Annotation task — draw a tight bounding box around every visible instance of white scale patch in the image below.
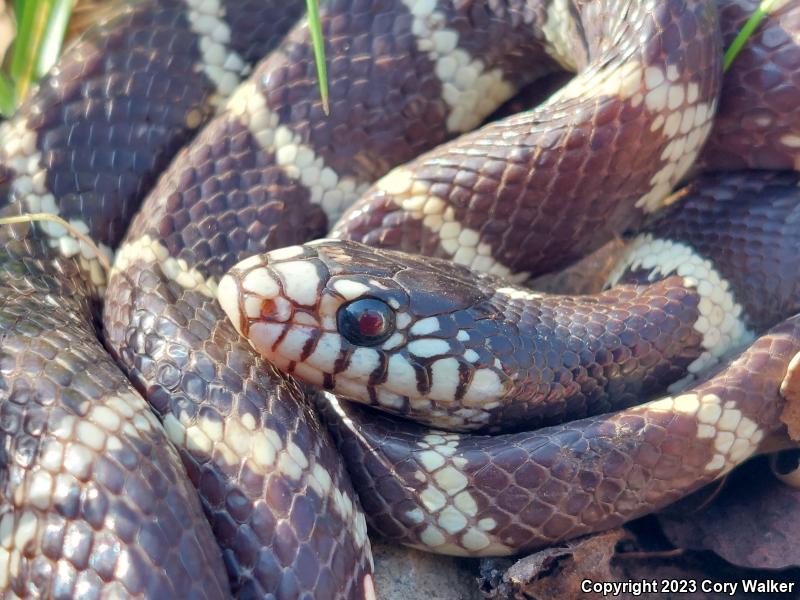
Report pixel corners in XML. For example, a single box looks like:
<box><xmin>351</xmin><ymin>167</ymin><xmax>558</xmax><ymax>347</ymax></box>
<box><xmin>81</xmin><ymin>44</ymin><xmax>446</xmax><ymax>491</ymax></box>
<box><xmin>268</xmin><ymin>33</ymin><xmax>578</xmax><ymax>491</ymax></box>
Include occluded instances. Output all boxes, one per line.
<box><xmin>408</xmin><ymin>338</ymin><xmax>450</xmax><ymax>358</ymax></box>
<box><xmin>183</xmin><ymin>0</ymin><xmax>249</xmax><ymax>101</ymax></box>
<box><xmin>163</xmin><ymin>410</ymin><xmax>293</xmax><ymax>474</ymax></box>
<box><xmin>113</xmin><ymin>234</ymin><xmax>218</xmax><ymax>297</ymax></box>
<box><xmin>371</xmin><ymin>347</ymin><xmax>501</xmax><ymax>424</ymax></box>
<box><xmin>608</xmin><ymin>234</ymin><xmax>754</xmax><ymax>386</ymax></box>
<box><xmin>0</xmin><ymin>119</ymin><xmax>112</xmax><ymax>290</ymax></box>
<box><xmin>544</xmin><ymin>58</ymin><xmax>716</xmax><ymax>215</ymax></box>
<box><xmin>541</xmin><ymin>0</ymin><xmax>578</xmax><ymax>70</ymax></box>
<box><xmin>242</xmin><ymin>267</ymin><xmax>280</xmax><ymax>297</ymax></box>
<box><xmin>402</xmin><ymin>432</ymin><xmax>512</xmax><ymax>555</ymax></box>
<box><xmin>394</xmin><ymin>313</ymin><xmax>412</xmax><ymax>331</ymax></box>
<box><xmin>241</xmin><ymin>285</ymin><xmax>293</xmax><ymax>324</ymax></box>
<box><xmin>376</xmin><ymin>168</ymin><xmax>530</xmax><ymax>281</ymax></box>
<box><xmin>0</xmin><ymin>509</ymin><xmax>37</xmax><ymax>588</ymax></box>
<box><xmin>547</xmin><ymin>60</ymin><xmax>644</xmax><ymax>105</ymax></box>
<box><xmin>296</xmin><ymin>322</ymin><xmax>424</xmax><ymax>411</ymax></box>
<box><xmin>164</xmin><ymin>399</ymin><xmax>370</xmax><ymax>559</ymax></box>
<box><xmin>402</xmin><ymin>0</ymin><xmax>515</xmax><ymax>132</ymax></box>
<box><xmin>333</xmin><ymin>279</ymin><xmax>371</xmax><ymax>300</ymax></box>
<box><xmin>272</xmin><ymin>260</ymin><xmax>321</xmax><ymax>306</ymax></box>
<box><xmin>405</xmin><ymin>508</ymin><xmax>425</xmax><ymax>523</ymax></box>
<box><xmin>636</xmin><ymin>66</ymin><xmax>716</xmax><ymax>213</ymax></box>
<box><xmin>343</xmin><ymin>346</ymin><xmax>382</xmax><ymax>381</ymax></box>
<box><xmin>278</xmin><ymin>441</ymin><xmax>310</xmax><ymax>480</ymax></box>
<box><xmin>429</xmin><ymin>358</ymin><xmax>461</xmax><ymax>403</ymax></box>
<box><xmin>385</xmin><ymin>354</ymin><xmax>420</xmax><ymax>398</ymax></box>
<box><xmin>331</xmin><ymin>486</ymin><xmax>356</xmax><ymax>522</ymax></box>
<box><xmin>0</xmin><ymin>387</ymin><xmax>162</xmax><ymax>589</ymax></box>
<box><xmin>647</xmin><ymin>392</ymin><xmax>763</xmax><ymax>472</ymax></box>
<box><xmin>226</xmin><ymin>81</ymin><xmax>369</xmax><ymax>222</ymax></box>
<box><xmin>219</xmin><ymin>257</ymin><xmax>286</xmax><ymax>336</ymax></box>
<box><xmin>780</xmin><ymin>134</ymin><xmax>800</xmax><ymax>170</ymax></box>
<box><xmin>462</xmin><ymin>369</ymin><xmax>504</xmax><ymax>408</ymax></box>
<box><xmin>309</xmin><ymin>463</ymin><xmax>333</xmax><ymax>497</ymax></box>
<box><xmin>304</xmin><ymin>333</ymin><xmax>343</xmax><ymax>375</ymax></box>
<box><xmin>496</xmin><ymin>286</ymin><xmax>544</xmax><ymax>301</ymax></box>
<box><xmin>266</xmin><ymin>245</ymin><xmax>305</xmax><ymax>261</ymax></box>
<box><xmin>438</xmin><ymin>505</ymin><xmax>467</xmax><ymax>533</ymax></box>
<box><xmin>163</xmin><ymin>407</ymin><xmax>349</xmax><ymax>525</ymax></box>
<box><xmin>409</xmin><ymin>316</ymin><xmax>441</xmax><ymax>336</ymax></box>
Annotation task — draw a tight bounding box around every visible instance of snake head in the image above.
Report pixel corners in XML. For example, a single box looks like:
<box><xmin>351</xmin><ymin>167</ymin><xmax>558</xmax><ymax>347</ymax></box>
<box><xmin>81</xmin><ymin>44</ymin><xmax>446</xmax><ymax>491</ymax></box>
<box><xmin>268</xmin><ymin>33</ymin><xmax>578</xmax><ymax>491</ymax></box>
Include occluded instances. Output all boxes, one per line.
<box><xmin>218</xmin><ymin>239</ymin><xmax>512</xmax><ymax>427</ymax></box>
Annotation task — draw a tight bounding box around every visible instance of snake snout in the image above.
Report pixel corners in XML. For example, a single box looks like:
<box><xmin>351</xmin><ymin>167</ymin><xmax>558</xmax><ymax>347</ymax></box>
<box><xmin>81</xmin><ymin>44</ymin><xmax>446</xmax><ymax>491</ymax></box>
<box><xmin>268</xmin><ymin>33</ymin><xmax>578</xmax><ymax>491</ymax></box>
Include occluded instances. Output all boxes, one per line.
<box><xmin>217</xmin><ymin>252</ymin><xmax>292</xmax><ymax>336</ymax></box>
<box><xmin>218</xmin><ymin>247</ymin><xmax>339</xmax><ymax>377</ymax></box>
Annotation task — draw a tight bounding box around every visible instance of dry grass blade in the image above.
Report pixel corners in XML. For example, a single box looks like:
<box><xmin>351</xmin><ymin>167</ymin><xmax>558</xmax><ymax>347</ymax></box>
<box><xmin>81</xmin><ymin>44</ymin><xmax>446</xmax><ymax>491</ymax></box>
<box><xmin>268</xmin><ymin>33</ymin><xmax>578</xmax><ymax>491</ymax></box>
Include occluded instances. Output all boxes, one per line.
<box><xmin>0</xmin><ymin>213</ymin><xmax>111</xmax><ymax>272</ymax></box>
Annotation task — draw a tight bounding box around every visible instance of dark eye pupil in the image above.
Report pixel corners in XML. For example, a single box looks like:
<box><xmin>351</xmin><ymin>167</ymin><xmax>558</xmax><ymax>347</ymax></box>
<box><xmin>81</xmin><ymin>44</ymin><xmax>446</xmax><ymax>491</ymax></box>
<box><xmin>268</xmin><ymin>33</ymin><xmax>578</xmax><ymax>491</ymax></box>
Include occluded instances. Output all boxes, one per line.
<box><xmin>357</xmin><ymin>311</ymin><xmax>385</xmax><ymax>336</ymax></box>
<box><xmin>338</xmin><ymin>298</ymin><xmax>395</xmax><ymax>346</ymax></box>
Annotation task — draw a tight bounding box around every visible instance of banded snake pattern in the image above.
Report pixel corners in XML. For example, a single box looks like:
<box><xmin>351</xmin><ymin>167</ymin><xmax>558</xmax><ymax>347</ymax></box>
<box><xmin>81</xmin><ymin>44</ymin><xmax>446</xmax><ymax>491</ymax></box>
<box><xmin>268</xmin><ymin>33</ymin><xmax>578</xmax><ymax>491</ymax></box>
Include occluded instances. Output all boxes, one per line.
<box><xmin>0</xmin><ymin>0</ymin><xmax>799</xmax><ymax>598</ymax></box>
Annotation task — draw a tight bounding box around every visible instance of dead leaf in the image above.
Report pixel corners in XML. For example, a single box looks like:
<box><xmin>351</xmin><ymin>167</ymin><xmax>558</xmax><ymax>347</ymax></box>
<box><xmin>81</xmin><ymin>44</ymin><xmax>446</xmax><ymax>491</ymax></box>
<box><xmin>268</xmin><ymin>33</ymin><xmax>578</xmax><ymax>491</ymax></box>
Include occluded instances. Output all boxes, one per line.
<box><xmin>479</xmin><ymin>530</ymin><xmax>627</xmax><ymax>600</ymax></box>
<box><xmin>659</xmin><ymin>457</ymin><xmax>800</xmax><ymax>569</ymax></box>
<box><xmin>780</xmin><ymin>352</ymin><xmax>800</xmax><ymax>440</ymax></box>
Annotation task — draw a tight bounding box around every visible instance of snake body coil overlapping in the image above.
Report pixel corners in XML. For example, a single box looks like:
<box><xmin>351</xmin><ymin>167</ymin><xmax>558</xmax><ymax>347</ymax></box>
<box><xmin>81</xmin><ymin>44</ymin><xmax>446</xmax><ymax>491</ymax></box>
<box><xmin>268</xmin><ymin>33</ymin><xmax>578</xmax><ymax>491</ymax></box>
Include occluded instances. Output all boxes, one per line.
<box><xmin>0</xmin><ymin>0</ymin><xmax>799</xmax><ymax>598</ymax></box>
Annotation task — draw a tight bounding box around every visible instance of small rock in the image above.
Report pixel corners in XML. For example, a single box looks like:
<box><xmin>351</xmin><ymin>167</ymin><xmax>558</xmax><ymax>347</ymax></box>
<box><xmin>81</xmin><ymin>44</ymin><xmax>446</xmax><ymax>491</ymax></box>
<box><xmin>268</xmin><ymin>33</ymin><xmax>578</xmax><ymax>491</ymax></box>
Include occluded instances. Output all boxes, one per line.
<box><xmin>372</xmin><ymin>538</ymin><xmax>483</xmax><ymax>600</ymax></box>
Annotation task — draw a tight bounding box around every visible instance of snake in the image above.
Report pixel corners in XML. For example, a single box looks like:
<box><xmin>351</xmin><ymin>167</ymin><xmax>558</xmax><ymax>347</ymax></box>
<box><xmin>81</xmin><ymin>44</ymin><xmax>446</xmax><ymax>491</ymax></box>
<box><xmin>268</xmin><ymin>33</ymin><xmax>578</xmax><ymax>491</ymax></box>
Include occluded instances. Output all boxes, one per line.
<box><xmin>0</xmin><ymin>0</ymin><xmax>799</xmax><ymax>598</ymax></box>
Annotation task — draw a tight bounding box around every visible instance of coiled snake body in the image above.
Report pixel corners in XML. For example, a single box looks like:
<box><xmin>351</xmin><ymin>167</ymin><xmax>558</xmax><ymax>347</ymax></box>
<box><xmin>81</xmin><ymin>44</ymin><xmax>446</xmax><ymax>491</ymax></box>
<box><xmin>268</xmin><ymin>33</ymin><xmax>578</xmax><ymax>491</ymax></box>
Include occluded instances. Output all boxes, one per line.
<box><xmin>0</xmin><ymin>0</ymin><xmax>799</xmax><ymax>598</ymax></box>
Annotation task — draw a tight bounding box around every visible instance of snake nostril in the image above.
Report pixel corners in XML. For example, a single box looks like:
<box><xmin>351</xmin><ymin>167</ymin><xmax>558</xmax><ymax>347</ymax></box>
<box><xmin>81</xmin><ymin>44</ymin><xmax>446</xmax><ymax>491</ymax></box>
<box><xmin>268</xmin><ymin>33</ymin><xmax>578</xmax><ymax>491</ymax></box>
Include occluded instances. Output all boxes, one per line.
<box><xmin>260</xmin><ymin>298</ymin><xmax>278</xmax><ymax>319</ymax></box>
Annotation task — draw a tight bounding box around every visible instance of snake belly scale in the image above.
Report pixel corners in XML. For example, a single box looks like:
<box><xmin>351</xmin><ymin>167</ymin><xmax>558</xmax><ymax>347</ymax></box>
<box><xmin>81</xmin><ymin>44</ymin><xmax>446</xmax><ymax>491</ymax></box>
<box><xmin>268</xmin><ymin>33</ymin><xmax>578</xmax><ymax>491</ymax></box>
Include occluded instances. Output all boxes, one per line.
<box><xmin>0</xmin><ymin>0</ymin><xmax>799</xmax><ymax>598</ymax></box>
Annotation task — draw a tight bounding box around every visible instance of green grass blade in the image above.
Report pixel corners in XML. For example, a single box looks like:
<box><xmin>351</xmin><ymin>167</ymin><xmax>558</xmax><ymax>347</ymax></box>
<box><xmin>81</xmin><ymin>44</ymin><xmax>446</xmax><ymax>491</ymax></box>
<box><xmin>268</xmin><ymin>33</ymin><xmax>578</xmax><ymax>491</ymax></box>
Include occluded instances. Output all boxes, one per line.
<box><xmin>36</xmin><ymin>0</ymin><xmax>74</xmax><ymax>78</ymax></box>
<box><xmin>12</xmin><ymin>0</ymin><xmax>32</xmax><ymax>29</ymax></box>
<box><xmin>9</xmin><ymin>0</ymin><xmax>74</xmax><ymax>104</ymax></box>
<box><xmin>723</xmin><ymin>0</ymin><xmax>776</xmax><ymax>72</ymax></box>
<box><xmin>12</xmin><ymin>0</ymin><xmax>51</xmax><ymax>100</ymax></box>
<box><xmin>0</xmin><ymin>71</ymin><xmax>15</xmax><ymax>117</ymax></box>
<box><xmin>306</xmin><ymin>0</ymin><xmax>329</xmax><ymax>115</ymax></box>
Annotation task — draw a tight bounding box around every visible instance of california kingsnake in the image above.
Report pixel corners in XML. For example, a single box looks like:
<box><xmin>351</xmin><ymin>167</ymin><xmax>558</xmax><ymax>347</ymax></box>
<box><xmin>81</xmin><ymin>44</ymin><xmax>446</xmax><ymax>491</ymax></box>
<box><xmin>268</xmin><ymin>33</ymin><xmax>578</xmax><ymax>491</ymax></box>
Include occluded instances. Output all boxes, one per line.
<box><xmin>0</xmin><ymin>0</ymin><xmax>798</xmax><ymax>598</ymax></box>
<box><xmin>218</xmin><ymin>171</ymin><xmax>800</xmax><ymax>556</ymax></box>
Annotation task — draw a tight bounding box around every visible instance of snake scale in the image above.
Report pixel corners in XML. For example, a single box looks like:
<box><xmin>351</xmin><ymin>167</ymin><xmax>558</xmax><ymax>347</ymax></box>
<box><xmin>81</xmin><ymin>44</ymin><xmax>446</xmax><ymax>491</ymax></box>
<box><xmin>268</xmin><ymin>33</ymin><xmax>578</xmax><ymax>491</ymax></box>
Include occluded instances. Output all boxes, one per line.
<box><xmin>0</xmin><ymin>0</ymin><xmax>799</xmax><ymax>598</ymax></box>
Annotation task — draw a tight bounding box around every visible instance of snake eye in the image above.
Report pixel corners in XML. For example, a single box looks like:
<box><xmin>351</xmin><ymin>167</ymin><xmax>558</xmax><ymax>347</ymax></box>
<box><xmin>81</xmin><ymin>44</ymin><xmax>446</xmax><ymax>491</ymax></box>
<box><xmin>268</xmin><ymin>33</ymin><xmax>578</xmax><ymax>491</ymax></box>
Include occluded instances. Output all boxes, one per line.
<box><xmin>337</xmin><ymin>298</ymin><xmax>395</xmax><ymax>346</ymax></box>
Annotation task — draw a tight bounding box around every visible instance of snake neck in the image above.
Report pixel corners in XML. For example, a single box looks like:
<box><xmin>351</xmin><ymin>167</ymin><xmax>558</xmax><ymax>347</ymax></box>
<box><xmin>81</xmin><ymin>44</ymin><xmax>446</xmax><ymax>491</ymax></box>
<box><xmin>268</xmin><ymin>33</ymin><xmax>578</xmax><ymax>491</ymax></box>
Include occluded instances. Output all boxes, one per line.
<box><xmin>410</xmin><ymin>274</ymin><xmax>703</xmax><ymax>431</ymax></box>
